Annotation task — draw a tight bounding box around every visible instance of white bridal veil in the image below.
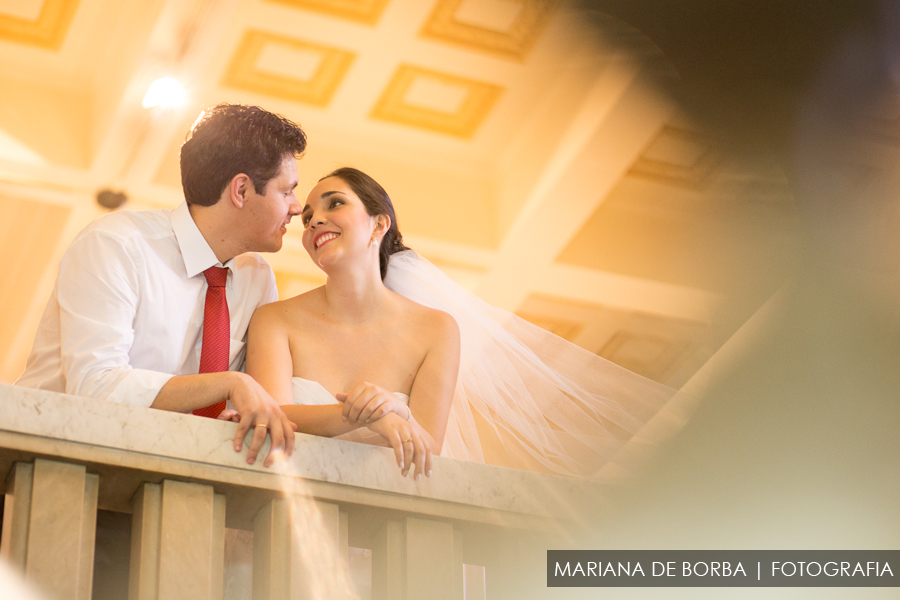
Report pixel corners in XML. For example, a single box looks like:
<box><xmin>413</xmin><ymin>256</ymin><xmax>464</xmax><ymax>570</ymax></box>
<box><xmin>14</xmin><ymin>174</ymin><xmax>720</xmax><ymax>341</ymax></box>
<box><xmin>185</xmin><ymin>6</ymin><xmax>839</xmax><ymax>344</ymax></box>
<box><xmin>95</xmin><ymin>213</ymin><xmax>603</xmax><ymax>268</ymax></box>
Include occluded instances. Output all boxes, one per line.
<box><xmin>384</xmin><ymin>250</ymin><xmax>679</xmax><ymax>480</ymax></box>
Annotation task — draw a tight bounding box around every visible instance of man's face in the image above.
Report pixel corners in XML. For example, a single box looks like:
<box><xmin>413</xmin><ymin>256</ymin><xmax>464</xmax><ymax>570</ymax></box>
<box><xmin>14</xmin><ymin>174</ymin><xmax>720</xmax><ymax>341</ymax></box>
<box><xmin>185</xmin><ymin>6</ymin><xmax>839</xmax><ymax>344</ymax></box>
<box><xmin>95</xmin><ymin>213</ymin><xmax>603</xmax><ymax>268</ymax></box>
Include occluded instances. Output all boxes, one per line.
<box><xmin>244</xmin><ymin>154</ymin><xmax>300</xmax><ymax>252</ymax></box>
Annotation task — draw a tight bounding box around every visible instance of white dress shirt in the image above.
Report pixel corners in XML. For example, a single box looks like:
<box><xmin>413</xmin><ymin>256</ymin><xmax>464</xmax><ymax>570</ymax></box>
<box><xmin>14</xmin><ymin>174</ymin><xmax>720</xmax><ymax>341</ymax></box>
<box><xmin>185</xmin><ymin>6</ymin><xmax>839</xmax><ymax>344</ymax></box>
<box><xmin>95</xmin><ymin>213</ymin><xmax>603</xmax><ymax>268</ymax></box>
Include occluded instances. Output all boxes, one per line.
<box><xmin>16</xmin><ymin>202</ymin><xmax>278</xmax><ymax>408</ymax></box>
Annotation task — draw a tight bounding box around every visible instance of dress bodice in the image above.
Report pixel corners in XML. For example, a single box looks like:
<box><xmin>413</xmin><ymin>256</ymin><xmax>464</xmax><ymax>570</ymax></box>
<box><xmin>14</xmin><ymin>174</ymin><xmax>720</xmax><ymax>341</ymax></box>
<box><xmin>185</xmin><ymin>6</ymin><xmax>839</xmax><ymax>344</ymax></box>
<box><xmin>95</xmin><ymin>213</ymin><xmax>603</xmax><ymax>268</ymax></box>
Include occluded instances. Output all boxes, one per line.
<box><xmin>291</xmin><ymin>377</ymin><xmax>409</xmax><ymax>406</ymax></box>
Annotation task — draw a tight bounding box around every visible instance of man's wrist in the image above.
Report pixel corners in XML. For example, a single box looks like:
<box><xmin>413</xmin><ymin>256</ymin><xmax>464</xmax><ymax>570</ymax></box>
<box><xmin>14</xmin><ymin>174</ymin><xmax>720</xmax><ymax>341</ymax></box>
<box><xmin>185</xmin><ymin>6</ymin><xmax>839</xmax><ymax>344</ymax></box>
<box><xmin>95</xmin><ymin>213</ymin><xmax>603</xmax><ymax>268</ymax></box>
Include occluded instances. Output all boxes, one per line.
<box><xmin>153</xmin><ymin>371</ymin><xmax>243</xmax><ymax>412</ymax></box>
<box><xmin>223</xmin><ymin>369</ymin><xmax>247</xmax><ymax>385</ymax></box>
<box><xmin>221</xmin><ymin>370</ymin><xmax>252</xmax><ymax>399</ymax></box>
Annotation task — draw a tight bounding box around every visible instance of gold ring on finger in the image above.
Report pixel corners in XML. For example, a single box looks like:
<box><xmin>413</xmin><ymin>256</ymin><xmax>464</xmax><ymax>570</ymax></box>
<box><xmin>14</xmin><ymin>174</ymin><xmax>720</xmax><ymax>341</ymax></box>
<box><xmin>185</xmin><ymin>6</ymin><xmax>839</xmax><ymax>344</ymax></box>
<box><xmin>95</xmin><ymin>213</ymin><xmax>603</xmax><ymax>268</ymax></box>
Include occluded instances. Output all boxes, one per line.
<box><xmin>255</xmin><ymin>424</ymin><xmax>267</xmax><ymax>429</ymax></box>
<box><xmin>403</xmin><ymin>437</ymin><xmax>412</xmax><ymax>443</ymax></box>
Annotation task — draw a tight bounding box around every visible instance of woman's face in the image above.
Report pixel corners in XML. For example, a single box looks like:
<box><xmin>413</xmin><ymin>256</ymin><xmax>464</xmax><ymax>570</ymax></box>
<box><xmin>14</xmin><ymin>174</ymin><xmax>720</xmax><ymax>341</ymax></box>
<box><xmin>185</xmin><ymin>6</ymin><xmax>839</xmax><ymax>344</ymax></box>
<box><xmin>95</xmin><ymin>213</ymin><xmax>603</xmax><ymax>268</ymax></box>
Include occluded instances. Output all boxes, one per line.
<box><xmin>301</xmin><ymin>176</ymin><xmax>380</xmax><ymax>271</ymax></box>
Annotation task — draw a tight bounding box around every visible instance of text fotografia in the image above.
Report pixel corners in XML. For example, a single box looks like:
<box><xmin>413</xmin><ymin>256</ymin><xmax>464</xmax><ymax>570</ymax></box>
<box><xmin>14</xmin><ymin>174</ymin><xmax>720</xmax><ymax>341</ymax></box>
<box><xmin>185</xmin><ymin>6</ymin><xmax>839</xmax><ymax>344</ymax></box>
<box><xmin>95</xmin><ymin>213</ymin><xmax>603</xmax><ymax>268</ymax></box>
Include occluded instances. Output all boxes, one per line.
<box><xmin>547</xmin><ymin>550</ymin><xmax>899</xmax><ymax>588</ymax></box>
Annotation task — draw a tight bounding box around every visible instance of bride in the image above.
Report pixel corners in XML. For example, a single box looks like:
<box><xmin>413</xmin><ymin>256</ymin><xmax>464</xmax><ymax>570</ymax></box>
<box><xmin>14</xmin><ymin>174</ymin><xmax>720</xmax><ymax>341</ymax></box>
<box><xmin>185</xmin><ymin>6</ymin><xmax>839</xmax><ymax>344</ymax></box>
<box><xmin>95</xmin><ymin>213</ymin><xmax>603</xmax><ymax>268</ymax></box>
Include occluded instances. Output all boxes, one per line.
<box><xmin>245</xmin><ymin>168</ymin><xmax>459</xmax><ymax>481</ymax></box>
<box><xmin>243</xmin><ymin>167</ymin><xmax>677</xmax><ymax>481</ymax></box>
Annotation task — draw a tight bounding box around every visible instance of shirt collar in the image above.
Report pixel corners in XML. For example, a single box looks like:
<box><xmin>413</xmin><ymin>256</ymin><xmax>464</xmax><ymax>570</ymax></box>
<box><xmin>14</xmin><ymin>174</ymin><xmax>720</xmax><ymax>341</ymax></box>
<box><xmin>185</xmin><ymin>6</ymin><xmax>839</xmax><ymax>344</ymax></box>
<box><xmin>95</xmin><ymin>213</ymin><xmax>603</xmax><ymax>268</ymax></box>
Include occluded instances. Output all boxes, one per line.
<box><xmin>171</xmin><ymin>201</ymin><xmax>234</xmax><ymax>279</ymax></box>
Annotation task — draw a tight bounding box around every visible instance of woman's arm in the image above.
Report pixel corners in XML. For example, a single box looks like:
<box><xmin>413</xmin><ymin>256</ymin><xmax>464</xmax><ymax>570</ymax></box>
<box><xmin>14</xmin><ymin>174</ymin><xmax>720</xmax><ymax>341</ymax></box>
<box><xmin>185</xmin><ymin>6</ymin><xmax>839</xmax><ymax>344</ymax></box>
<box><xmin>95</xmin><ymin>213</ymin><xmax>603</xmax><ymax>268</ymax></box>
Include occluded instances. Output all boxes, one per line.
<box><xmin>404</xmin><ymin>310</ymin><xmax>461</xmax><ymax>452</ymax></box>
<box><xmin>364</xmin><ymin>312</ymin><xmax>459</xmax><ymax>479</ymax></box>
<box><xmin>245</xmin><ymin>304</ymin><xmax>295</xmax><ymax>404</ymax></box>
<box><xmin>246</xmin><ymin>304</ymin><xmax>364</xmax><ymax>437</ymax></box>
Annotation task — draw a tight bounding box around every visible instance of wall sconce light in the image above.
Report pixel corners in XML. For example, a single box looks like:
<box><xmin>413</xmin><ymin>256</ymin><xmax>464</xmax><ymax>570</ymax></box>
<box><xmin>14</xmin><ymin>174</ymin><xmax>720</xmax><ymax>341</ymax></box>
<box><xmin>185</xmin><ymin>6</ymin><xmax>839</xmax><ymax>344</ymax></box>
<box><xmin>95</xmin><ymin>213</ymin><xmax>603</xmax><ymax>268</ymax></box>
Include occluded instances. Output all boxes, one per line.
<box><xmin>141</xmin><ymin>77</ymin><xmax>186</xmax><ymax>109</ymax></box>
<box><xmin>96</xmin><ymin>189</ymin><xmax>128</xmax><ymax>210</ymax></box>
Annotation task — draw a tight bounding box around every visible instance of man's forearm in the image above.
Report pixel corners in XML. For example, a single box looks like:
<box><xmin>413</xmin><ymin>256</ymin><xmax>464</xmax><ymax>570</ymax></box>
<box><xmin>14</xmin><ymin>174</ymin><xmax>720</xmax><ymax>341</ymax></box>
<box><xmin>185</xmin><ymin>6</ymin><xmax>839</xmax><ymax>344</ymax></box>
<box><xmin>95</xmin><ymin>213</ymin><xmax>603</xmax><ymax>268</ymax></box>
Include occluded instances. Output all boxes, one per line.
<box><xmin>151</xmin><ymin>371</ymin><xmax>244</xmax><ymax>413</ymax></box>
<box><xmin>152</xmin><ymin>370</ymin><xmax>297</xmax><ymax>467</ymax></box>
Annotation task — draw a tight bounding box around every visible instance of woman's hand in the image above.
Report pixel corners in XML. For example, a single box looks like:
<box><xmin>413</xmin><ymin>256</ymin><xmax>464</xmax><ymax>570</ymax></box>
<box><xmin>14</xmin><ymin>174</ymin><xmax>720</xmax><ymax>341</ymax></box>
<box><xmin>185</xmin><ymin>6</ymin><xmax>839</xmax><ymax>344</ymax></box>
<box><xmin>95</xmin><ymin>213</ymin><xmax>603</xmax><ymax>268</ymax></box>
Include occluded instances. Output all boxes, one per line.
<box><xmin>366</xmin><ymin>413</ymin><xmax>434</xmax><ymax>480</ymax></box>
<box><xmin>336</xmin><ymin>382</ymin><xmax>411</xmax><ymax>424</ymax></box>
<box><xmin>217</xmin><ymin>408</ymin><xmax>241</xmax><ymax>422</ymax></box>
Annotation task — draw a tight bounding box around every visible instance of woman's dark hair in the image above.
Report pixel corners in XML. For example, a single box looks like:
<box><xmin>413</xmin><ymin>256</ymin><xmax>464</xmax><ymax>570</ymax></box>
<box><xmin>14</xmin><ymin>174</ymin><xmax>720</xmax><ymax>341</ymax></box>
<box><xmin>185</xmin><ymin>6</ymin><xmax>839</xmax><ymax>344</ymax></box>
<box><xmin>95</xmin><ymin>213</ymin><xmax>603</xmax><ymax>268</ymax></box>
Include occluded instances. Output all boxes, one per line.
<box><xmin>180</xmin><ymin>103</ymin><xmax>307</xmax><ymax>206</ymax></box>
<box><xmin>320</xmin><ymin>167</ymin><xmax>409</xmax><ymax>280</ymax></box>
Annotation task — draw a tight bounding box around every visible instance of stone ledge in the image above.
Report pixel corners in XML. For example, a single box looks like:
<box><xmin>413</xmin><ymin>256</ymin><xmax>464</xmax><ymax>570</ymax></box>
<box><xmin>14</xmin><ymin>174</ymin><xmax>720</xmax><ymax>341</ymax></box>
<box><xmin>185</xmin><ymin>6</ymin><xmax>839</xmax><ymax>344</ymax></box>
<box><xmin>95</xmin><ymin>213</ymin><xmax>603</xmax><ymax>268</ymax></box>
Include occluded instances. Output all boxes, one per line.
<box><xmin>0</xmin><ymin>384</ymin><xmax>606</xmax><ymax>530</ymax></box>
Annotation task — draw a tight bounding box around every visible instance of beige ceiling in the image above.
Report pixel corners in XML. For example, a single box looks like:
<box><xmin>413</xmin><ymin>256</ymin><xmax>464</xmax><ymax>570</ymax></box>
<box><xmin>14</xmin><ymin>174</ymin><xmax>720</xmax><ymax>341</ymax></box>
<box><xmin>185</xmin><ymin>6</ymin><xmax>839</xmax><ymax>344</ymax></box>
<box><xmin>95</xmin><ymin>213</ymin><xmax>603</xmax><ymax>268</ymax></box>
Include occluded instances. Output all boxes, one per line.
<box><xmin>0</xmin><ymin>0</ymin><xmax>796</xmax><ymax>388</ymax></box>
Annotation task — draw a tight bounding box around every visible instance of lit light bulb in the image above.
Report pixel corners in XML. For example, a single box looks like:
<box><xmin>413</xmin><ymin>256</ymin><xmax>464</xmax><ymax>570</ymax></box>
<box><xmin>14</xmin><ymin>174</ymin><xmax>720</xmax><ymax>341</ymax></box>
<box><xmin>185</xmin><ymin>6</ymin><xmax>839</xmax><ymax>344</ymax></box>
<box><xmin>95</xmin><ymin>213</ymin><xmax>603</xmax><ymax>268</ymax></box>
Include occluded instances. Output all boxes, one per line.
<box><xmin>142</xmin><ymin>77</ymin><xmax>186</xmax><ymax>109</ymax></box>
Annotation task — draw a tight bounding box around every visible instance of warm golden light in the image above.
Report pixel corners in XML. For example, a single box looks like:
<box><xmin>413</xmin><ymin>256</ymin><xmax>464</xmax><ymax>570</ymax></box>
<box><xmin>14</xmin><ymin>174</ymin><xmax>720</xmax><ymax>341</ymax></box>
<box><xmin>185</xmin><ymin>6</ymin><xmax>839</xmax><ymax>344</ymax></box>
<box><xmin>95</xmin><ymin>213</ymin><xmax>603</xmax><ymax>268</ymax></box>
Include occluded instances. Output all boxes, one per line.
<box><xmin>141</xmin><ymin>77</ymin><xmax>185</xmax><ymax>109</ymax></box>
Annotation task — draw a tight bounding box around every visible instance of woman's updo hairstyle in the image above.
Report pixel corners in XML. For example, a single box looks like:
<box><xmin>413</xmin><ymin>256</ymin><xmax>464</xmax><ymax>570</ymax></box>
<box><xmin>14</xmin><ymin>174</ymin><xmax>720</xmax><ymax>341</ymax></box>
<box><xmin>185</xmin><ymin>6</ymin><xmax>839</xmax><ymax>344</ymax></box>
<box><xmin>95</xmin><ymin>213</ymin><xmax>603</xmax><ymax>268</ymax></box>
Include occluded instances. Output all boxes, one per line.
<box><xmin>320</xmin><ymin>167</ymin><xmax>410</xmax><ymax>280</ymax></box>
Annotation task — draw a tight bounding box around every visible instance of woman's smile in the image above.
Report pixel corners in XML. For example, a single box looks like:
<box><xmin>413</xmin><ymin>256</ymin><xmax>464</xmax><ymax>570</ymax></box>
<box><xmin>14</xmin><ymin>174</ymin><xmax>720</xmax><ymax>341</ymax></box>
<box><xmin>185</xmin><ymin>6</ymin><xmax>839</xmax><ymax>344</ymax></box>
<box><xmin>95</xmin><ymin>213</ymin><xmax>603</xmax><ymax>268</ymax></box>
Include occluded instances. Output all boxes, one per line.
<box><xmin>314</xmin><ymin>231</ymin><xmax>340</xmax><ymax>250</ymax></box>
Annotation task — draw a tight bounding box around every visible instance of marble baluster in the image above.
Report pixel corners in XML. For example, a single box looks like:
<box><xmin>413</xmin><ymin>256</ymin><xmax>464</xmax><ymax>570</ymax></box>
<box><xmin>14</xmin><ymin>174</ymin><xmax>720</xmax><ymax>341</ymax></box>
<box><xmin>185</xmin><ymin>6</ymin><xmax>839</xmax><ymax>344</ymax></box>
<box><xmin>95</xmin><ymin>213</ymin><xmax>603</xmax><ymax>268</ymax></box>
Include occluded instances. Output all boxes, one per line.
<box><xmin>0</xmin><ymin>459</ymin><xmax>98</xmax><ymax>600</ymax></box>
<box><xmin>252</xmin><ymin>497</ymin><xmax>290</xmax><ymax>600</ymax></box>
<box><xmin>129</xmin><ymin>480</ymin><xmax>225</xmax><ymax>600</ymax></box>
<box><xmin>372</xmin><ymin>516</ymin><xmax>463</xmax><ymax>600</ymax></box>
<box><xmin>372</xmin><ymin>519</ymin><xmax>405</xmax><ymax>600</ymax></box>
<box><xmin>453</xmin><ymin>528</ymin><xmax>465</xmax><ymax>600</ymax></box>
<box><xmin>463</xmin><ymin>564</ymin><xmax>487</xmax><ymax>600</ymax></box>
<box><xmin>339</xmin><ymin>509</ymin><xmax>349</xmax><ymax>563</ymax></box>
<box><xmin>482</xmin><ymin>531</ymin><xmax>546</xmax><ymax>600</ymax></box>
<box><xmin>0</xmin><ymin>462</ymin><xmax>30</xmax><ymax>570</ymax></box>
<box><xmin>252</xmin><ymin>497</ymin><xmax>343</xmax><ymax>600</ymax></box>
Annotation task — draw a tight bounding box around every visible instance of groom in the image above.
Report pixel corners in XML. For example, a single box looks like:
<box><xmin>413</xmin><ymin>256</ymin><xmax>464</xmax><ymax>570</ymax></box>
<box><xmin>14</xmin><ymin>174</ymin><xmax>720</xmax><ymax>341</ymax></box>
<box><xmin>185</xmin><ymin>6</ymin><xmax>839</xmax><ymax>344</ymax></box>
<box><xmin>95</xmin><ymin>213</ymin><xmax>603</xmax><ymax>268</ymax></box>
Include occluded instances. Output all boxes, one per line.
<box><xmin>16</xmin><ymin>103</ymin><xmax>304</xmax><ymax>467</ymax></box>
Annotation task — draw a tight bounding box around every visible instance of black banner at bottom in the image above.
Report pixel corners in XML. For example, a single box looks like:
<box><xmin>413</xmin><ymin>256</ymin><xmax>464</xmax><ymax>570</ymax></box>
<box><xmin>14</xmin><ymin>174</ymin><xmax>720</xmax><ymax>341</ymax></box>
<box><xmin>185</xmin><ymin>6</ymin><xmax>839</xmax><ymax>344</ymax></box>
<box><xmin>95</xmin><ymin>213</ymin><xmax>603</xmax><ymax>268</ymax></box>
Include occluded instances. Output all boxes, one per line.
<box><xmin>547</xmin><ymin>550</ymin><xmax>899</xmax><ymax>587</ymax></box>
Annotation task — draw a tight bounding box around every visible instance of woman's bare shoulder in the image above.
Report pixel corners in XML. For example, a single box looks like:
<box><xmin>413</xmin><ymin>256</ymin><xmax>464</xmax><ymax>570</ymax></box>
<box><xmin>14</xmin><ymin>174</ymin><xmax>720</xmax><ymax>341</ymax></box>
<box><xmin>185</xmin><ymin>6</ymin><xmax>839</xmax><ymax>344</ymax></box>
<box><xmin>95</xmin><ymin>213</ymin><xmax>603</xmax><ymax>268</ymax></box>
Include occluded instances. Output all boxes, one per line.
<box><xmin>396</xmin><ymin>296</ymin><xmax>459</xmax><ymax>342</ymax></box>
<box><xmin>253</xmin><ymin>287</ymin><xmax>324</xmax><ymax>325</ymax></box>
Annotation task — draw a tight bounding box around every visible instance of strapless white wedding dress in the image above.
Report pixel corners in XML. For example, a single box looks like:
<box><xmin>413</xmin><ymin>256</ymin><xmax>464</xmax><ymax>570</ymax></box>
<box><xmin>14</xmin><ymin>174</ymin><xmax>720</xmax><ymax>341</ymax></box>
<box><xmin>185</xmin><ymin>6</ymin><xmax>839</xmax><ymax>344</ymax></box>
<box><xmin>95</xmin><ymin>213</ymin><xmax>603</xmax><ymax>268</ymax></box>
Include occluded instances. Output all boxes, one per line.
<box><xmin>291</xmin><ymin>377</ymin><xmax>409</xmax><ymax>447</ymax></box>
<box><xmin>280</xmin><ymin>251</ymin><xmax>683</xmax><ymax>480</ymax></box>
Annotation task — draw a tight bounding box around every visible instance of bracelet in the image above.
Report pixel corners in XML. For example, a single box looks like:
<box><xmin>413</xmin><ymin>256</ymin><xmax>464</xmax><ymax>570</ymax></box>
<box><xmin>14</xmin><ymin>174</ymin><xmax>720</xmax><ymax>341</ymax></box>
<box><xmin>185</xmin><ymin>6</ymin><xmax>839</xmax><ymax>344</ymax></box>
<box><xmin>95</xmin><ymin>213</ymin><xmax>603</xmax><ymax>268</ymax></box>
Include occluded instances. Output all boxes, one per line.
<box><xmin>405</xmin><ymin>405</ymin><xmax>412</xmax><ymax>422</ymax></box>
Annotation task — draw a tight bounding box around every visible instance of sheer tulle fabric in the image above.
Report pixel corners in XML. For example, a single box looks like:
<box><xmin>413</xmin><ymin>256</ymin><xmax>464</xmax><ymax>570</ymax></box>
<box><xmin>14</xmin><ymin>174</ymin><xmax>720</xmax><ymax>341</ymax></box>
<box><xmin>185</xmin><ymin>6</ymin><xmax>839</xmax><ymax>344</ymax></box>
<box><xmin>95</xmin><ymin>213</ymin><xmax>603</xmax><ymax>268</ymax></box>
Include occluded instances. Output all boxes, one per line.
<box><xmin>384</xmin><ymin>250</ymin><xmax>677</xmax><ymax>480</ymax></box>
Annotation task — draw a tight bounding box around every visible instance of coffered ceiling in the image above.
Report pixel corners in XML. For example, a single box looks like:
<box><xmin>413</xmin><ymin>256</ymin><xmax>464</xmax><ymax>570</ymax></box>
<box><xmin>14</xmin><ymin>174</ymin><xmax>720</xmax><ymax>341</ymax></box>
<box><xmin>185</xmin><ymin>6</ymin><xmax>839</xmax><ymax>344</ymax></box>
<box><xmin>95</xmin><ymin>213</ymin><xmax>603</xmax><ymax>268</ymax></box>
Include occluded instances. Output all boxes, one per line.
<box><xmin>0</xmin><ymin>0</ymin><xmax>800</xmax><ymax>395</ymax></box>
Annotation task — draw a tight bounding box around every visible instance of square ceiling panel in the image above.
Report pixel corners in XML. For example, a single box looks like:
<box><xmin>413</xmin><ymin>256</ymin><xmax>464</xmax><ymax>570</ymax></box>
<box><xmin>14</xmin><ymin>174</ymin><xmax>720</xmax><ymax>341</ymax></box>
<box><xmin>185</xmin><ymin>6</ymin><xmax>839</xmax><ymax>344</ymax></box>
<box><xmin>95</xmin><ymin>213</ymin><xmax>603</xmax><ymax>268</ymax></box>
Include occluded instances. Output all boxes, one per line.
<box><xmin>515</xmin><ymin>293</ymin><xmax>712</xmax><ymax>387</ymax></box>
<box><xmin>420</xmin><ymin>0</ymin><xmax>557</xmax><ymax>61</ymax></box>
<box><xmin>370</xmin><ymin>64</ymin><xmax>502</xmax><ymax>138</ymax></box>
<box><xmin>0</xmin><ymin>0</ymin><xmax>79</xmax><ymax>49</ymax></box>
<box><xmin>265</xmin><ymin>0</ymin><xmax>391</xmax><ymax>24</ymax></box>
<box><xmin>514</xmin><ymin>312</ymin><xmax>583</xmax><ymax>342</ymax></box>
<box><xmin>627</xmin><ymin>125</ymin><xmax>719</xmax><ymax>190</ymax></box>
<box><xmin>597</xmin><ymin>331</ymin><xmax>692</xmax><ymax>384</ymax></box>
<box><xmin>221</xmin><ymin>30</ymin><xmax>355</xmax><ymax>107</ymax></box>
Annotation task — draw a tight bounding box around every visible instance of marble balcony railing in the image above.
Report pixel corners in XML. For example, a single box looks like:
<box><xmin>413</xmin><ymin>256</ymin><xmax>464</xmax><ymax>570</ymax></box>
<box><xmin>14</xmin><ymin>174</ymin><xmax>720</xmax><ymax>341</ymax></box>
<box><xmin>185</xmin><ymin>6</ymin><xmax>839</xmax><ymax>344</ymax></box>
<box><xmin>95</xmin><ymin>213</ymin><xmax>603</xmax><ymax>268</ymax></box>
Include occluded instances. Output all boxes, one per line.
<box><xmin>0</xmin><ymin>384</ymin><xmax>605</xmax><ymax>600</ymax></box>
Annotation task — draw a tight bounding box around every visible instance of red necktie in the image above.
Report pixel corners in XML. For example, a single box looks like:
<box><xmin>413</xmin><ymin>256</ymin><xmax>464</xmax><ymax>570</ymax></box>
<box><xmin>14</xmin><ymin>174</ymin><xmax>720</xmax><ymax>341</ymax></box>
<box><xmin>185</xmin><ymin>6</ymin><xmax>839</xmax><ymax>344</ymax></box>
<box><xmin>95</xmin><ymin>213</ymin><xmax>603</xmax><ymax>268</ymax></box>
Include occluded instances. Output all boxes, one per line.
<box><xmin>193</xmin><ymin>266</ymin><xmax>230</xmax><ymax>418</ymax></box>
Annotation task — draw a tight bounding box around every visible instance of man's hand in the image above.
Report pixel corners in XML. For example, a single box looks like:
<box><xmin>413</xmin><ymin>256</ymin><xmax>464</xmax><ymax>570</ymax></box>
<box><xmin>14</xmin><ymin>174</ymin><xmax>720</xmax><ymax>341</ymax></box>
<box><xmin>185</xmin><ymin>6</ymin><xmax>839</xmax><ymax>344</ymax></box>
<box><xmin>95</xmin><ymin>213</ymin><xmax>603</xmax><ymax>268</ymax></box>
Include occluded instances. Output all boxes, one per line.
<box><xmin>227</xmin><ymin>373</ymin><xmax>296</xmax><ymax>467</ymax></box>
<box><xmin>153</xmin><ymin>372</ymin><xmax>296</xmax><ymax>468</ymax></box>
